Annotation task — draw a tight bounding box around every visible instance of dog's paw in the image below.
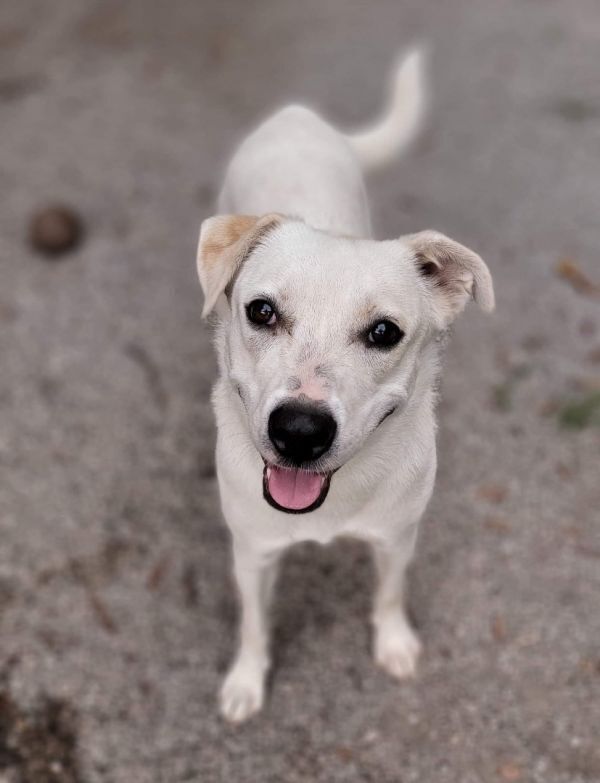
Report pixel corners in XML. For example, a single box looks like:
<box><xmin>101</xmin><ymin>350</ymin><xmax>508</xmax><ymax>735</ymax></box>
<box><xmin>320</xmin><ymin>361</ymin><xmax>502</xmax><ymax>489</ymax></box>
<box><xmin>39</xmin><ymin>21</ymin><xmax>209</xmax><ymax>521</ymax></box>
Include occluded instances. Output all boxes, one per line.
<box><xmin>374</xmin><ymin>617</ymin><xmax>421</xmax><ymax>680</ymax></box>
<box><xmin>220</xmin><ymin>662</ymin><xmax>265</xmax><ymax>724</ymax></box>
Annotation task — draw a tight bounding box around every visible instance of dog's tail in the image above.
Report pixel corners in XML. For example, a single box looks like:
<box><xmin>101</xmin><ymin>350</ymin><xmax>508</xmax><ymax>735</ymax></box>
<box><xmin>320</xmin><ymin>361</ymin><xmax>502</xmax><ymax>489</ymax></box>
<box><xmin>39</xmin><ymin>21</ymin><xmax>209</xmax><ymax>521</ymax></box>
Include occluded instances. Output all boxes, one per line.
<box><xmin>344</xmin><ymin>46</ymin><xmax>428</xmax><ymax>173</ymax></box>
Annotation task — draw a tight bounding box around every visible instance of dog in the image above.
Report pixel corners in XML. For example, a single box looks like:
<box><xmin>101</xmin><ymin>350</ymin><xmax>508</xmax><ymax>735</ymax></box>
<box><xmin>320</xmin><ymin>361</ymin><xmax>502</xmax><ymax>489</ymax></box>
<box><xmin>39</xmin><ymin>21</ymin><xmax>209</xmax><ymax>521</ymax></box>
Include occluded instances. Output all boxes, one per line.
<box><xmin>196</xmin><ymin>47</ymin><xmax>494</xmax><ymax>723</ymax></box>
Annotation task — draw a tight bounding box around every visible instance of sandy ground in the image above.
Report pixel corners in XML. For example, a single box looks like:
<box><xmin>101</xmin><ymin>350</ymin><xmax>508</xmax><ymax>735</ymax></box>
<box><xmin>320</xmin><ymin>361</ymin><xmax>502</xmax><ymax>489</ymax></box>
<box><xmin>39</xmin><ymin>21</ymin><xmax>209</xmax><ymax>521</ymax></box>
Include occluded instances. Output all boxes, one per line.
<box><xmin>1</xmin><ymin>1</ymin><xmax>599</xmax><ymax>781</ymax></box>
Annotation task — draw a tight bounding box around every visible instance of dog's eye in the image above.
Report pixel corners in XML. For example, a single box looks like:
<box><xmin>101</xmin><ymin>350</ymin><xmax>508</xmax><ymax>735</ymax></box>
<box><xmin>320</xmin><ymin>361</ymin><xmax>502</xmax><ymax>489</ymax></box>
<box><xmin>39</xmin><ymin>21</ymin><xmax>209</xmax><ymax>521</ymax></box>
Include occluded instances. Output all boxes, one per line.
<box><xmin>367</xmin><ymin>320</ymin><xmax>404</xmax><ymax>348</ymax></box>
<box><xmin>246</xmin><ymin>299</ymin><xmax>277</xmax><ymax>326</ymax></box>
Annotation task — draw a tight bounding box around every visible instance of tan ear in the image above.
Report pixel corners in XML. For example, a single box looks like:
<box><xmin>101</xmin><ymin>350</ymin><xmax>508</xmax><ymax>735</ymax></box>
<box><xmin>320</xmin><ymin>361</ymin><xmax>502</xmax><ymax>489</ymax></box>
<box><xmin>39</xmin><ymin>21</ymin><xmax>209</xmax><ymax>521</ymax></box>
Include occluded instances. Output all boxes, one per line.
<box><xmin>196</xmin><ymin>213</ymin><xmax>283</xmax><ymax>317</ymax></box>
<box><xmin>406</xmin><ymin>230</ymin><xmax>495</xmax><ymax>322</ymax></box>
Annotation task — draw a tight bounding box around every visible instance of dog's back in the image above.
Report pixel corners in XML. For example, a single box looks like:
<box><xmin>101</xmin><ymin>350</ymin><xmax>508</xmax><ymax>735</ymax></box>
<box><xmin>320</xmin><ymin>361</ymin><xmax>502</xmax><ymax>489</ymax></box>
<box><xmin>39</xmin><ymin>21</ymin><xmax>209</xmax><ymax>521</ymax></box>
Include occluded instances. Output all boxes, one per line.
<box><xmin>218</xmin><ymin>105</ymin><xmax>369</xmax><ymax>235</ymax></box>
<box><xmin>217</xmin><ymin>47</ymin><xmax>427</xmax><ymax>237</ymax></box>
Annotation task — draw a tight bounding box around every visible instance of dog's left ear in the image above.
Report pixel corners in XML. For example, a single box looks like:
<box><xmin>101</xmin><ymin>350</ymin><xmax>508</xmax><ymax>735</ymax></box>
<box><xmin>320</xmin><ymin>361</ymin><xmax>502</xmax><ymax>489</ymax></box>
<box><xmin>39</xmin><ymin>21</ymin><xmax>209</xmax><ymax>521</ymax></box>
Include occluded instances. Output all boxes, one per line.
<box><xmin>406</xmin><ymin>230</ymin><xmax>495</xmax><ymax>323</ymax></box>
<box><xmin>196</xmin><ymin>213</ymin><xmax>283</xmax><ymax>317</ymax></box>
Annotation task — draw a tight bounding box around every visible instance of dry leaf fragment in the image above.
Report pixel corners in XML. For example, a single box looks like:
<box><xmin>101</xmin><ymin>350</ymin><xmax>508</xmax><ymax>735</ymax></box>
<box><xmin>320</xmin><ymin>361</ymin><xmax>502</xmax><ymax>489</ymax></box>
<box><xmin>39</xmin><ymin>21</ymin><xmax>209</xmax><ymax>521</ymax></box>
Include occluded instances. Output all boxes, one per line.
<box><xmin>146</xmin><ymin>554</ymin><xmax>170</xmax><ymax>590</ymax></box>
<box><xmin>476</xmin><ymin>483</ymin><xmax>509</xmax><ymax>504</ymax></box>
<box><xmin>484</xmin><ymin>515</ymin><xmax>512</xmax><ymax>534</ymax></box>
<box><xmin>335</xmin><ymin>746</ymin><xmax>353</xmax><ymax>763</ymax></box>
<box><xmin>87</xmin><ymin>590</ymin><xmax>118</xmax><ymax>633</ymax></box>
<box><xmin>556</xmin><ymin>258</ymin><xmax>600</xmax><ymax>298</ymax></box>
<box><xmin>498</xmin><ymin>761</ymin><xmax>522</xmax><ymax>781</ymax></box>
<box><xmin>491</xmin><ymin>613</ymin><xmax>508</xmax><ymax>642</ymax></box>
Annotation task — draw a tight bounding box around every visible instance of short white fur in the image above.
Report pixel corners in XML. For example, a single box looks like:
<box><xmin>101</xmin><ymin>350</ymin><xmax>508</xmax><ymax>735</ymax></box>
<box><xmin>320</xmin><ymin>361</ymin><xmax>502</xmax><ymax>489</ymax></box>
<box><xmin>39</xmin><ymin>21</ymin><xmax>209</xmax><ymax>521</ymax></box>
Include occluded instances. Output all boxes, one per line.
<box><xmin>196</xmin><ymin>47</ymin><xmax>494</xmax><ymax>723</ymax></box>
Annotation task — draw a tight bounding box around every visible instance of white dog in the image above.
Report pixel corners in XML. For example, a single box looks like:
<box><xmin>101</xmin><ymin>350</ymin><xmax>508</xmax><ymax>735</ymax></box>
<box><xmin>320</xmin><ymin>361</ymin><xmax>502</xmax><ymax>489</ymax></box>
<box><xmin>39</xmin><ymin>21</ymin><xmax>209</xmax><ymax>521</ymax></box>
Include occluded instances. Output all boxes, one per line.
<box><xmin>196</xmin><ymin>48</ymin><xmax>494</xmax><ymax>723</ymax></box>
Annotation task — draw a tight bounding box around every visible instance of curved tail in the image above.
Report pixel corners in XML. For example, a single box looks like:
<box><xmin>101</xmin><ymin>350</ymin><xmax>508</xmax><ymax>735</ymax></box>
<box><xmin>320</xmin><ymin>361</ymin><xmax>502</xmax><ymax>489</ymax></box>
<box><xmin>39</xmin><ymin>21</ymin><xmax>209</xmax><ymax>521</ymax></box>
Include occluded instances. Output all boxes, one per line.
<box><xmin>345</xmin><ymin>46</ymin><xmax>429</xmax><ymax>172</ymax></box>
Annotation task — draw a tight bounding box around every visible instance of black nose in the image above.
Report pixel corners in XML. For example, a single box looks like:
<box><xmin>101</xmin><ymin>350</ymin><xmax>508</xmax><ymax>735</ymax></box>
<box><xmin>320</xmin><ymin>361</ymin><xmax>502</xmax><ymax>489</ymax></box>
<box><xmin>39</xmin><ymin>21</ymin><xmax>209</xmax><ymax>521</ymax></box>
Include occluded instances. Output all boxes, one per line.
<box><xmin>268</xmin><ymin>402</ymin><xmax>337</xmax><ymax>465</ymax></box>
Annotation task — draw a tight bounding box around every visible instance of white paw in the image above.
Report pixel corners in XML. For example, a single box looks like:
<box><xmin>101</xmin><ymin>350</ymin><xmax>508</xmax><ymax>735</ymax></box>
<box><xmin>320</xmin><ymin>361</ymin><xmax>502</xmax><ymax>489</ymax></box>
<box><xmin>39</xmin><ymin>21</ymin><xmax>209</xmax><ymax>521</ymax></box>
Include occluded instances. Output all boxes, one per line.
<box><xmin>219</xmin><ymin>661</ymin><xmax>265</xmax><ymax>724</ymax></box>
<box><xmin>374</xmin><ymin>618</ymin><xmax>421</xmax><ymax>680</ymax></box>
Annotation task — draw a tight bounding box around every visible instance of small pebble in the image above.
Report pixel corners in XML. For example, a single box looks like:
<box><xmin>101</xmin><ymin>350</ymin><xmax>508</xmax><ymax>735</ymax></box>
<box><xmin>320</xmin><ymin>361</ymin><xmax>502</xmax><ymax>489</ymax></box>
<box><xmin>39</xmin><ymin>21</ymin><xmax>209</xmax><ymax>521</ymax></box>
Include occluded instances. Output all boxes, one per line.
<box><xmin>29</xmin><ymin>205</ymin><xmax>84</xmax><ymax>257</ymax></box>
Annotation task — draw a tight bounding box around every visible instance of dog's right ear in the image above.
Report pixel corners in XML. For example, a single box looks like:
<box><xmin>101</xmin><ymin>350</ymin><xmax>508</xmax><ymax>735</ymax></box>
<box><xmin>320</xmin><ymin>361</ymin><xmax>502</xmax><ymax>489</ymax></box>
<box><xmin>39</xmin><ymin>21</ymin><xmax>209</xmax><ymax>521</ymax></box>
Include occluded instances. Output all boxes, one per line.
<box><xmin>196</xmin><ymin>213</ymin><xmax>283</xmax><ymax>317</ymax></box>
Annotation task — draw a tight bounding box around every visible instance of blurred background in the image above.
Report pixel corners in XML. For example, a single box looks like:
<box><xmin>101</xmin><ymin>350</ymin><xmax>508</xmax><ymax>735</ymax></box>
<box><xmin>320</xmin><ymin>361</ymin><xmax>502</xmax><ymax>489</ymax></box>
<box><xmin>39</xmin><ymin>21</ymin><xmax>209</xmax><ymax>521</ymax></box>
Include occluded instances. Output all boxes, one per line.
<box><xmin>1</xmin><ymin>1</ymin><xmax>599</xmax><ymax>781</ymax></box>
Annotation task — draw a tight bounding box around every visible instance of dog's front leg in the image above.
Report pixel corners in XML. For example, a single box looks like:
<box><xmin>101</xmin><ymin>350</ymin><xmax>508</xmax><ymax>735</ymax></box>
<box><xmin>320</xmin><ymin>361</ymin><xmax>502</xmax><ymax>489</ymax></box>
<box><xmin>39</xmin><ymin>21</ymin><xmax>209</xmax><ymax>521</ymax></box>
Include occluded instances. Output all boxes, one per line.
<box><xmin>220</xmin><ymin>542</ymin><xmax>280</xmax><ymax>723</ymax></box>
<box><xmin>371</xmin><ymin>525</ymin><xmax>421</xmax><ymax>680</ymax></box>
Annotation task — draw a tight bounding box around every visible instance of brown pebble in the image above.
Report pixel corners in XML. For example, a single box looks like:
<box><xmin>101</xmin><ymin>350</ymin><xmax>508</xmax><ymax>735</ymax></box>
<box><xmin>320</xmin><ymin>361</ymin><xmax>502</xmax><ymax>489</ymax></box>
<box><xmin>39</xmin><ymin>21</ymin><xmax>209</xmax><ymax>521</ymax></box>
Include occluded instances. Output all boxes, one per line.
<box><xmin>29</xmin><ymin>204</ymin><xmax>83</xmax><ymax>256</ymax></box>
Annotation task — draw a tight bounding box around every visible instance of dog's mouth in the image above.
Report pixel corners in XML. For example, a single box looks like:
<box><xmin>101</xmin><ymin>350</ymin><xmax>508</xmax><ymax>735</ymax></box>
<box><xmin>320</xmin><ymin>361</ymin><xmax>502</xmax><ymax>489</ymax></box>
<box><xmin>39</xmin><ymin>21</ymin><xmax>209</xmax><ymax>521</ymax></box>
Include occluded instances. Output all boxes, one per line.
<box><xmin>263</xmin><ymin>463</ymin><xmax>332</xmax><ymax>514</ymax></box>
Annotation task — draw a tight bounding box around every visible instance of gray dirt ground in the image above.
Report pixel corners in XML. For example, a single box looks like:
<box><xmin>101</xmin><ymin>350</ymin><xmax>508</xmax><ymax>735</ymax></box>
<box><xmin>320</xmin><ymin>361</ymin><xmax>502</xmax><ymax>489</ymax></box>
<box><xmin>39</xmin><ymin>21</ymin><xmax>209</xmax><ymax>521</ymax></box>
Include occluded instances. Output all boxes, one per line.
<box><xmin>1</xmin><ymin>1</ymin><xmax>600</xmax><ymax>781</ymax></box>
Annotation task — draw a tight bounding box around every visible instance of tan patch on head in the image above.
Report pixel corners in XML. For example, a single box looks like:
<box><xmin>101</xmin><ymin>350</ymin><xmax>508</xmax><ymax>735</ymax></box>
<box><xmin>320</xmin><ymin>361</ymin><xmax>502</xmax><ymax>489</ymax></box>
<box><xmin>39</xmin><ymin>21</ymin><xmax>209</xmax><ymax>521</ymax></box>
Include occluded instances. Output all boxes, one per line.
<box><xmin>201</xmin><ymin>215</ymin><xmax>262</xmax><ymax>272</ymax></box>
<box><xmin>196</xmin><ymin>213</ymin><xmax>284</xmax><ymax>317</ymax></box>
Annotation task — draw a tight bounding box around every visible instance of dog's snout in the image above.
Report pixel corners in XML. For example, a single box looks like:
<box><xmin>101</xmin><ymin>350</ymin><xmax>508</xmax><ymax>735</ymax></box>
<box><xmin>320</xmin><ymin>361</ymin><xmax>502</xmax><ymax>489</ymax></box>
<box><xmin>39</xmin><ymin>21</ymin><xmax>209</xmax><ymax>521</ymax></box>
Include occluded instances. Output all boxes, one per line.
<box><xmin>268</xmin><ymin>402</ymin><xmax>336</xmax><ymax>465</ymax></box>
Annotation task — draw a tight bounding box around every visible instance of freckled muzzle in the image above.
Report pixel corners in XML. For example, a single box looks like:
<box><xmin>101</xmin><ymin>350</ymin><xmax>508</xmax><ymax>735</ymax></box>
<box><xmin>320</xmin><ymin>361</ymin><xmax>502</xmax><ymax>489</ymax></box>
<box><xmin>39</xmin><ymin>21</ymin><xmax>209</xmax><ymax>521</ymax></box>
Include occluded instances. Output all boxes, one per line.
<box><xmin>263</xmin><ymin>401</ymin><xmax>336</xmax><ymax>513</ymax></box>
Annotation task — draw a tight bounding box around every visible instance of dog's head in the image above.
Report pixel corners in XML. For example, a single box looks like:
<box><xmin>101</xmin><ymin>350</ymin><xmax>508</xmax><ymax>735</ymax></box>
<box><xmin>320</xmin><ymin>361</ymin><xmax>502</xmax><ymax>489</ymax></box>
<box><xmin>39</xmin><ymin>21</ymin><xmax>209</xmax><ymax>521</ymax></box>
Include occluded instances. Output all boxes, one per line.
<box><xmin>197</xmin><ymin>214</ymin><xmax>494</xmax><ymax>514</ymax></box>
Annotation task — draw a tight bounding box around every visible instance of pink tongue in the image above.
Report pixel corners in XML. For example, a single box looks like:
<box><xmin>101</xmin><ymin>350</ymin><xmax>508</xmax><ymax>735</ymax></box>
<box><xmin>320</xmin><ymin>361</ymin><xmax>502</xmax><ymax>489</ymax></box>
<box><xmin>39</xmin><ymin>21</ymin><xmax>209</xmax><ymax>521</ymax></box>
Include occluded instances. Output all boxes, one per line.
<box><xmin>267</xmin><ymin>466</ymin><xmax>324</xmax><ymax>511</ymax></box>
